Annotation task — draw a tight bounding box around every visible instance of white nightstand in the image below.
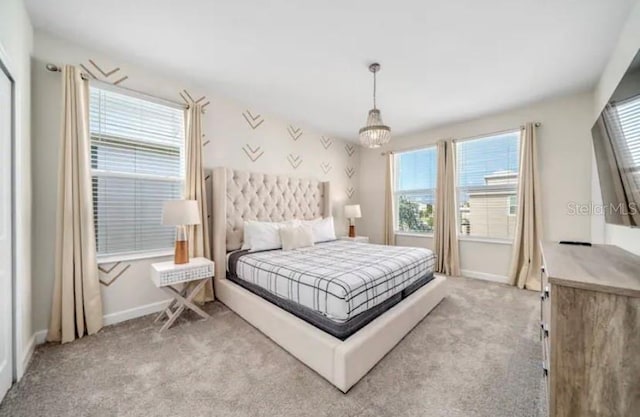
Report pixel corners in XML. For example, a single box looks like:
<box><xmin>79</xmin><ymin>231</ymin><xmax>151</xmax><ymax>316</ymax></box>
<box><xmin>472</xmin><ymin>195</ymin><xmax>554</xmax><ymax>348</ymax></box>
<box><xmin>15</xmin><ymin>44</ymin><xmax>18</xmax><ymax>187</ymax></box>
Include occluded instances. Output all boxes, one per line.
<box><xmin>339</xmin><ymin>236</ymin><xmax>369</xmax><ymax>243</ymax></box>
<box><xmin>150</xmin><ymin>257</ymin><xmax>214</xmax><ymax>332</ymax></box>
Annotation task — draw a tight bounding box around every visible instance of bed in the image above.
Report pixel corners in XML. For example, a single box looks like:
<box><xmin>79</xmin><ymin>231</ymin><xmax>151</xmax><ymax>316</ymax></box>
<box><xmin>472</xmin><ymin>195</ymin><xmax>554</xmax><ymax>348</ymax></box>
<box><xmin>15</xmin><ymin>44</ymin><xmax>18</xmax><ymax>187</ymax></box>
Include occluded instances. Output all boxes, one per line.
<box><xmin>227</xmin><ymin>240</ymin><xmax>437</xmax><ymax>339</ymax></box>
<box><xmin>212</xmin><ymin>168</ymin><xmax>447</xmax><ymax>392</ymax></box>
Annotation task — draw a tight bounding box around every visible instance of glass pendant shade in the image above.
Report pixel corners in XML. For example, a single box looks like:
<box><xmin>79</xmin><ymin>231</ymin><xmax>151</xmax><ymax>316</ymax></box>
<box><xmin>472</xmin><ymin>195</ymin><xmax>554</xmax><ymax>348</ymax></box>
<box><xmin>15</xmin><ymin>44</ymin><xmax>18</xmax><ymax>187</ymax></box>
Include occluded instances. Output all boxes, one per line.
<box><xmin>359</xmin><ymin>109</ymin><xmax>391</xmax><ymax>148</ymax></box>
<box><xmin>359</xmin><ymin>63</ymin><xmax>391</xmax><ymax>148</ymax></box>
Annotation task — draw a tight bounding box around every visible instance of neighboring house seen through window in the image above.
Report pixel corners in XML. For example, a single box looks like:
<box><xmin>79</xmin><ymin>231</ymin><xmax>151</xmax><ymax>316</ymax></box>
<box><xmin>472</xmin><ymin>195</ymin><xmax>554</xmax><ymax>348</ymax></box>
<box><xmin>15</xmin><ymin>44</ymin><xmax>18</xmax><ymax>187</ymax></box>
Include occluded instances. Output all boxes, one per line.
<box><xmin>394</xmin><ymin>146</ymin><xmax>437</xmax><ymax>234</ymax></box>
<box><xmin>89</xmin><ymin>86</ymin><xmax>185</xmax><ymax>257</ymax></box>
<box><xmin>456</xmin><ymin>131</ymin><xmax>520</xmax><ymax>240</ymax></box>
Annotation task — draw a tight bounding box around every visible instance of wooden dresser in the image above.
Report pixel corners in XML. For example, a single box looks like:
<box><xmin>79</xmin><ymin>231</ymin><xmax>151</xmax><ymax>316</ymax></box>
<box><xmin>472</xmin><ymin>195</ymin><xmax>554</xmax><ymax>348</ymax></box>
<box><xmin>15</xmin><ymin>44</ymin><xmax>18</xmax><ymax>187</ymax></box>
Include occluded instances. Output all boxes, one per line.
<box><xmin>540</xmin><ymin>242</ymin><xmax>640</xmax><ymax>417</ymax></box>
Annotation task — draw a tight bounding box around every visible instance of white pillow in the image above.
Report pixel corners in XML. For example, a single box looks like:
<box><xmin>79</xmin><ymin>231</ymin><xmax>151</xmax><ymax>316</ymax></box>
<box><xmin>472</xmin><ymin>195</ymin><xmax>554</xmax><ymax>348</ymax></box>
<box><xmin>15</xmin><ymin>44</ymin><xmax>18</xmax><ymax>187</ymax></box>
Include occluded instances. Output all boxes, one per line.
<box><xmin>303</xmin><ymin>217</ymin><xmax>336</xmax><ymax>243</ymax></box>
<box><xmin>242</xmin><ymin>220</ymin><xmax>300</xmax><ymax>251</ymax></box>
<box><xmin>279</xmin><ymin>225</ymin><xmax>314</xmax><ymax>251</ymax></box>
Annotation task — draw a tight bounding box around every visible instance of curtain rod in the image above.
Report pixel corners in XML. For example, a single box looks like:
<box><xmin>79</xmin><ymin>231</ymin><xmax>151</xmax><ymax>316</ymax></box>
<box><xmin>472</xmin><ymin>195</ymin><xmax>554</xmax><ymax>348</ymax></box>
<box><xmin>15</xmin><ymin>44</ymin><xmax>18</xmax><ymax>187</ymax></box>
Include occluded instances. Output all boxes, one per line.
<box><xmin>45</xmin><ymin>63</ymin><xmax>205</xmax><ymax>112</ymax></box>
<box><xmin>380</xmin><ymin>122</ymin><xmax>541</xmax><ymax>156</ymax></box>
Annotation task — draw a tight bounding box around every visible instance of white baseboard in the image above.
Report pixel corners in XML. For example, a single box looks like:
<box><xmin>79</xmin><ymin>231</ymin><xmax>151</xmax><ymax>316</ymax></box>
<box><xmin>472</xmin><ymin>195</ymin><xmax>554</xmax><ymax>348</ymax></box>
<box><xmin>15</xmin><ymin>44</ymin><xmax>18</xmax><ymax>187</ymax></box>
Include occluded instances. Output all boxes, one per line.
<box><xmin>19</xmin><ymin>333</ymin><xmax>37</xmax><ymax>380</ymax></box>
<box><xmin>460</xmin><ymin>269</ymin><xmax>510</xmax><ymax>284</ymax></box>
<box><xmin>33</xmin><ymin>329</ymin><xmax>48</xmax><ymax>345</ymax></box>
<box><xmin>102</xmin><ymin>299</ymin><xmax>171</xmax><ymax>326</ymax></box>
<box><xmin>32</xmin><ymin>298</ymin><xmax>172</xmax><ymax>346</ymax></box>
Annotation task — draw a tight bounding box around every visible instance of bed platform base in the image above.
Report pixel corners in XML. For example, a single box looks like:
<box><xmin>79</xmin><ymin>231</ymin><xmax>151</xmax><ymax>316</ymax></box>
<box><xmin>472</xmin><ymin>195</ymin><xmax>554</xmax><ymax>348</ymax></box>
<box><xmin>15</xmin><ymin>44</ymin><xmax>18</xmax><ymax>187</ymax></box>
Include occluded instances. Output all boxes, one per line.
<box><xmin>214</xmin><ymin>274</ymin><xmax>447</xmax><ymax>393</ymax></box>
<box><xmin>211</xmin><ymin>167</ymin><xmax>447</xmax><ymax>392</ymax></box>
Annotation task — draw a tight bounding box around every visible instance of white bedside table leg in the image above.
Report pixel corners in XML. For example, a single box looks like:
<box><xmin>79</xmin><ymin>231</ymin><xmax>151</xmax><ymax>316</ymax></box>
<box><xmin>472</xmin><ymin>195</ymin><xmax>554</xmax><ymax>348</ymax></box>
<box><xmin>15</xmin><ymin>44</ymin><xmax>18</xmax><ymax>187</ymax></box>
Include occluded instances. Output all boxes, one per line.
<box><xmin>159</xmin><ymin>303</ymin><xmax>186</xmax><ymax>332</ymax></box>
<box><xmin>163</xmin><ymin>280</ymin><xmax>210</xmax><ymax>319</ymax></box>
<box><xmin>154</xmin><ymin>288</ymin><xmax>186</xmax><ymax>323</ymax></box>
<box><xmin>156</xmin><ymin>279</ymin><xmax>211</xmax><ymax>331</ymax></box>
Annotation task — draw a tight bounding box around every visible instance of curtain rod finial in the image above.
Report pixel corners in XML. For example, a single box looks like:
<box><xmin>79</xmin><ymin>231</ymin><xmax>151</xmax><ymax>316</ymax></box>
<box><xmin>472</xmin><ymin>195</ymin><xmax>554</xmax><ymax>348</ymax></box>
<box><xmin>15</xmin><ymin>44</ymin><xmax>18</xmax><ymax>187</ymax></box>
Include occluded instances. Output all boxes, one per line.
<box><xmin>46</xmin><ymin>63</ymin><xmax>61</xmax><ymax>72</ymax></box>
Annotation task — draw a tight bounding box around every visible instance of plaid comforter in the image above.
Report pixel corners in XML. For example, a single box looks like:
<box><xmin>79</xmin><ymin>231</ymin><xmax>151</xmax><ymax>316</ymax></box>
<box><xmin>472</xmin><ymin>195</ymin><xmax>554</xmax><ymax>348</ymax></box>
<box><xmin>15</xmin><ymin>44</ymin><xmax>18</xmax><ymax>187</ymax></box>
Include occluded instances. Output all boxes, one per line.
<box><xmin>233</xmin><ymin>240</ymin><xmax>436</xmax><ymax>322</ymax></box>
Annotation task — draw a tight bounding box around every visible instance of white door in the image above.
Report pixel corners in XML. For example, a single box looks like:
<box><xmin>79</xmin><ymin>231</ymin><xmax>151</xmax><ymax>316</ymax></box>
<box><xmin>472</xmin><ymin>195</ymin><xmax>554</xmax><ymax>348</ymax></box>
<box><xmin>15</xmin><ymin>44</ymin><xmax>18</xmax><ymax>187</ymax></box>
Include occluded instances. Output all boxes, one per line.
<box><xmin>0</xmin><ymin>66</ymin><xmax>13</xmax><ymax>401</ymax></box>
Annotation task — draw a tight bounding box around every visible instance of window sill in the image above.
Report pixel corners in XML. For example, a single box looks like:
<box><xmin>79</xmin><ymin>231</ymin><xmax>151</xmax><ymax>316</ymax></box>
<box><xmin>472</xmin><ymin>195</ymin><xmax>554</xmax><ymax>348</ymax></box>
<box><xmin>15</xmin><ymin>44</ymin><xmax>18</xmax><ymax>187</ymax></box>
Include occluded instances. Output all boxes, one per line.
<box><xmin>395</xmin><ymin>231</ymin><xmax>434</xmax><ymax>238</ymax></box>
<box><xmin>97</xmin><ymin>249</ymin><xmax>174</xmax><ymax>265</ymax></box>
<box><xmin>458</xmin><ymin>236</ymin><xmax>513</xmax><ymax>245</ymax></box>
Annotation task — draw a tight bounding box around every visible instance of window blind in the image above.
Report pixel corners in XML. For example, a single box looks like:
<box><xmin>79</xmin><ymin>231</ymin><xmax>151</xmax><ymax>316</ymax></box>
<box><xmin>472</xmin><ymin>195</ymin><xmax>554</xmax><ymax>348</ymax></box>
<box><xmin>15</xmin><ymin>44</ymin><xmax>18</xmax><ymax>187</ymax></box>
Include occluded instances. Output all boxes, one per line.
<box><xmin>456</xmin><ymin>131</ymin><xmax>520</xmax><ymax>240</ymax></box>
<box><xmin>614</xmin><ymin>95</ymin><xmax>640</xmax><ymax>194</ymax></box>
<box><xmin>90</xmin><ymin>86</ymin><xmax>185</xmax><ymax>257</ymax></box>
<box><xmin>394</xmin><ymin>147</ymin><xmax>437</xmax><ymax>233</ymax></box>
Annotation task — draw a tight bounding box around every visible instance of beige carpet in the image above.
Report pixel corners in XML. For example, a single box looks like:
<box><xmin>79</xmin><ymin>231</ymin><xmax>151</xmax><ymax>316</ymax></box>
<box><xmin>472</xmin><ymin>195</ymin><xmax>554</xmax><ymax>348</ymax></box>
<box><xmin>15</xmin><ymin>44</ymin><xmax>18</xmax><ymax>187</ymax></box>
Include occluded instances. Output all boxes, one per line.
<box><xmin>0</xmin><ymin>276</ymin><xmax>546</xmax><ymax>417</ymax></box>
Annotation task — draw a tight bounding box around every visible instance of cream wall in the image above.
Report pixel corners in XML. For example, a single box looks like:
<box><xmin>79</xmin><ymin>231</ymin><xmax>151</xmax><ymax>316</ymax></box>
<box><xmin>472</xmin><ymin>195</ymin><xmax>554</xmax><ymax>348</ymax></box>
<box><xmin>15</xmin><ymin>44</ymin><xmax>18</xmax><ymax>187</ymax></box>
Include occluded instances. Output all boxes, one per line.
<box><xmin>359</xmin><ymin>92</ymin><xmax>594</xmax><ymax>281</ymax></box>
<box><xmin>0</xmin><ymin>0</ymin><xmax>33</xmax><ymax>378</ymax></box>
<box><xmin>31</xmin><ymin>31</ymin><xmax>359</xmax><ymax>339</ymax></box>
<box><xmin>591</xmin><ymin>0</ymin><xmax>640</xmax><ymax>255</ymax></box>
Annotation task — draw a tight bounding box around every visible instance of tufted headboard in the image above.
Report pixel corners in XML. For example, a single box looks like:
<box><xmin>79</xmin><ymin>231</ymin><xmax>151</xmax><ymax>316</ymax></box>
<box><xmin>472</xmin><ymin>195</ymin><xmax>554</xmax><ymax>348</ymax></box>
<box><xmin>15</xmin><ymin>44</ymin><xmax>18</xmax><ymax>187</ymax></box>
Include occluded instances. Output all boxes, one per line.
<box><xmin>211</xmin><ymin>167</ymin><xmax>331</xmax><ymax>281</ymax></box>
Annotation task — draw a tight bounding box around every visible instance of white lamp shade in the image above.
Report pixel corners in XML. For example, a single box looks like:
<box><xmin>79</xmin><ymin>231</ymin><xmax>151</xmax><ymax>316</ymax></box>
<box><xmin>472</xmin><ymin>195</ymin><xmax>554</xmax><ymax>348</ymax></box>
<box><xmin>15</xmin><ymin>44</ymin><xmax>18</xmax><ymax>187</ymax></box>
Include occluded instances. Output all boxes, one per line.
<box><xmin>162</xmin><ymin>200</ymin><xmax>201</xmax><ymax>226</ymax></box>
<box><xmin>344</xmin><ymin>204</ymin><xmax>362</xmax><ymax>219</ymax></box>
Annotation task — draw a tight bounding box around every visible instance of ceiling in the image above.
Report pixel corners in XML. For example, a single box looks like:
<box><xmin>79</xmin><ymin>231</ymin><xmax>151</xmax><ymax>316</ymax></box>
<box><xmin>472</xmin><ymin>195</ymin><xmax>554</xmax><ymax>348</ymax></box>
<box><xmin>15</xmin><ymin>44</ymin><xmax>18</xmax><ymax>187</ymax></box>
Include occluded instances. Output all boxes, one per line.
<box><xmin>26</xmin><ymin>0</ymin><xmax>637</xmax><ymax>141</ymax></box>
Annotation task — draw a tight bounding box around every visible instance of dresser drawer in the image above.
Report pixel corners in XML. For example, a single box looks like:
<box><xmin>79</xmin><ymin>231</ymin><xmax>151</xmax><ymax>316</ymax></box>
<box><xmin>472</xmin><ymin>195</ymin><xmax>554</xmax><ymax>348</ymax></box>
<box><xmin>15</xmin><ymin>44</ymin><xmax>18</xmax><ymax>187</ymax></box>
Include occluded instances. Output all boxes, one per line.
<box><xmin>540</xmin><ymin>261</ymin><xmax>551</xmax><ymax>414</ymax></box>
<box><xmin>541</xmin><ymin>285</ymin><xmax>550</xmax><ymax>328</ymax></box>
<box><xmin>541</xmin><ymin>298</ymin><xmax>551</xmax><ymax>414</ymax></box>
<box><xmin>540</xmin><ymin>265</ymin><xmax>551</xmax><ymax>337</ymax></box>
<box><xmin>542</xmin><ymin>324</ymin><xmax>550</xmax><ymax>371</ymax></box>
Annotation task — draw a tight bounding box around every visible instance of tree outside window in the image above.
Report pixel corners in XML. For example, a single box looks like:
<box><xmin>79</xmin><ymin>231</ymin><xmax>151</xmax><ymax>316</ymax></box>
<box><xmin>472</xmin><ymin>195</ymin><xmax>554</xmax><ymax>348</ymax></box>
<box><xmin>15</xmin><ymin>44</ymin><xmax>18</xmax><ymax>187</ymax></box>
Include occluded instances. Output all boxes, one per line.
<box><xmin>395</xmin><ymin>146</ymin><xmax>437</xmax><ymax>234</ymax></box>
<box><xmin>398</xmin><ymin>195</ymin><xmax>433</xmax><ymax>233</ymax></box>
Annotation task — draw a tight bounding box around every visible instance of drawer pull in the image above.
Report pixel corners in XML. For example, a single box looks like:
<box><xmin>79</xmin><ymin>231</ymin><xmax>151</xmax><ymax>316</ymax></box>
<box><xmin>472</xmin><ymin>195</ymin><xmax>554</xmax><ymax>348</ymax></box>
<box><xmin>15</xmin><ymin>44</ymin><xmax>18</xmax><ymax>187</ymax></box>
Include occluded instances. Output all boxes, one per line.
<box><xmin>540</xmin><ymin>322</ymin><xmax>549</xmax><ymax>337</ymax></box>
<box><xmin>544</xmin><ymin>285</ymin><xmax>550</xmax><ymax>299</ymax></box>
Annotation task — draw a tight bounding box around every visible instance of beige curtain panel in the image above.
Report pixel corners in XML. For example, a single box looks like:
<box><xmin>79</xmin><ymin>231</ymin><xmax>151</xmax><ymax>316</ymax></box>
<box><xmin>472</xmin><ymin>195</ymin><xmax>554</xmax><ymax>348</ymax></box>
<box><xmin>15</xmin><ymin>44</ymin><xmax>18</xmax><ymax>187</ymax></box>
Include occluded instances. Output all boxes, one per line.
<box><xmin>509</xmin><ymin>123</ymin><xmax>543</xmax><ymax>290</ymax></box>
<box><xmin>384</xmin><ymin>152</ymin><xmax>396</xmax><ymax>245</ymax></box>
<box><xmin>434</xmin><ymin>140</ymin><xmax>460</xmax><ymax>276</ymax></box>
<box><xmin>47</xmin><ymin>65</ymin><xmax>104</xmax><ymax>343</ymax></box>
<box><xmin>184</xmin><ymin>103</ymin><xmax>214</xmax><ymax>302</ymax></box>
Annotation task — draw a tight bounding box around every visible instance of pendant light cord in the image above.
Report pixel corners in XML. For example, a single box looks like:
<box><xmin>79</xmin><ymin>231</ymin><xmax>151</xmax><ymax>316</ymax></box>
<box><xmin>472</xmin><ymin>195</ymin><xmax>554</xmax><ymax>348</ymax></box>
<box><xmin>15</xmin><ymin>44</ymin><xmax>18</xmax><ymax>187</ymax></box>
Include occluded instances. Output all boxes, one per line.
<box><xmin>373</xmin><ymin>70</ymin><xmax>377</xmax><ymax>110</ymax></box>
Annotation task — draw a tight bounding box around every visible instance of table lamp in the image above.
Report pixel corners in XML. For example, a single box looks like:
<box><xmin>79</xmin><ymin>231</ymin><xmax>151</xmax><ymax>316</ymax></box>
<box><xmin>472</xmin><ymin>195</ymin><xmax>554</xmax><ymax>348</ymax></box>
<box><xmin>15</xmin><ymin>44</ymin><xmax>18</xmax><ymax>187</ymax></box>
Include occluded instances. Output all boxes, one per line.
<box><xmin>162</xmin><ymin>200</ymin><xmax>201</xmax><ymax>264</ymax></box>
<box><xmin>344</xmin><ymin>204</ymin><xmax>362</xmax><ymax>238</ymax></box>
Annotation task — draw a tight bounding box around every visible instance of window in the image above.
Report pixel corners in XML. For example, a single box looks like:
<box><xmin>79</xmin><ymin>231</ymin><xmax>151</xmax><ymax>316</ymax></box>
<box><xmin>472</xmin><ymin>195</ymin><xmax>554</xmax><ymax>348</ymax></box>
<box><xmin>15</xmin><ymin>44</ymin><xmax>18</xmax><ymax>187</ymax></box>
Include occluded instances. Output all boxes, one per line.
<box><xmin>394</xmin><ymin>147</ymin><xmax>437</xmax><ymax>233</ymax></box>
<box><xmin>90</xmin><ymin>86</ymin><xmax>185</xmax><ymax>257</ymax></box>
<box><xmin>456</xmin><ymin>131</ymin><xmax>520</xmax><ymax>240</ymax></box>
<box><xmin>614</xmin><ymin>95</ymin><xmax>640</xmax><ymax>193</ymax></box>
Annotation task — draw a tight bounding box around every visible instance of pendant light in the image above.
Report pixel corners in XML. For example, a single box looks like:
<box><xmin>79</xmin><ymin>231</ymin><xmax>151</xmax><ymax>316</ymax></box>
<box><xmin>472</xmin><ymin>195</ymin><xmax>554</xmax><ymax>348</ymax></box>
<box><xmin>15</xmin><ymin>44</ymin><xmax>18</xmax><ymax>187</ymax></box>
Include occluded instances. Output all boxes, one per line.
<box><xmin>359</xmin><ymin>63</ymin><xmax>391</xmax><ymax>148</ymax></box>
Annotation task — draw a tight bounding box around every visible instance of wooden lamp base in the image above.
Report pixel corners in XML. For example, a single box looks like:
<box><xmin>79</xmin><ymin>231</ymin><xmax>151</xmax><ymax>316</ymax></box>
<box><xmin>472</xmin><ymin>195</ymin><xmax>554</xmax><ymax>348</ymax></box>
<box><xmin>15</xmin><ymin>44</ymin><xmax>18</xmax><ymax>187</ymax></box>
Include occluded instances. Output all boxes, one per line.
<box><xmin>174</xmin><ymin>240</ymin><xmax>189</xmax><ymax>264</ymax></box>
<box><xmin>348</xmin><ymin>225</ymin><xmax>356</xmax><ymax>238</ymax></box>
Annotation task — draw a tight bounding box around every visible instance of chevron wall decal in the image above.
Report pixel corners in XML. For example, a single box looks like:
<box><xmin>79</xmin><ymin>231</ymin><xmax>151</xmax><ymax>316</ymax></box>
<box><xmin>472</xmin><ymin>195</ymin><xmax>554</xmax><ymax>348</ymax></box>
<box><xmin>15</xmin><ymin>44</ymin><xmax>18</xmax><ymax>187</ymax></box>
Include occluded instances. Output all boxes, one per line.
<box><xmin>345</xmin><ymin>167</ymin><xmax>355</xmax><ymax>178</ymax></box>
<box><xmin>89</xmin><ymin>59</ymin><xmax>120</xmax><ymax>77</ymax></box>
<box><xmin>345</xmin><ymin>144</ymin><xmax>355</xmax><ymax>157</ymax></box>
<box><xmin>288</xmin><ymin>125</ymin><xmax>303</xmax><ymax>141</ymax></box>
<box><xmin>320</xmin><ymin>136</ymin><xmax>333</xmax><ymax>149</ymax></box>
<box><xmin>346</xmin><ymin>187</ymin><xmax>355</xmax><ymax>199</ymax></box>
<box><xmin>287</xmin><ymin>154</ymin><xmax>302</xmax><ymax>169</ymax></box>
<box><xmin>321</xmin><ymin>162</ymin><xmax>332</xmax><ymax>174</ymax></box>
<box><xmin>242</xmin><ymin>110</ymin><xmax>264</xmax><ymax>130</ymax></box>
<box><xmin>98</xmin><ymin>262</ymin><xmax>131</xmax><ymax>287</ymax></box>
<box><xmin>179</xmin><ymin>89</ymin><xmax>210</xmax><ymax>110</ymax></box>
<box><xmin>242</xmin><ymin>144</ymin><xmax>264</xmax><ymax>162</ymax></box>
<box><xmin>80</xmin><ymin>59</ymin><xmax>129</xmax><ymax>85</ymax></box>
